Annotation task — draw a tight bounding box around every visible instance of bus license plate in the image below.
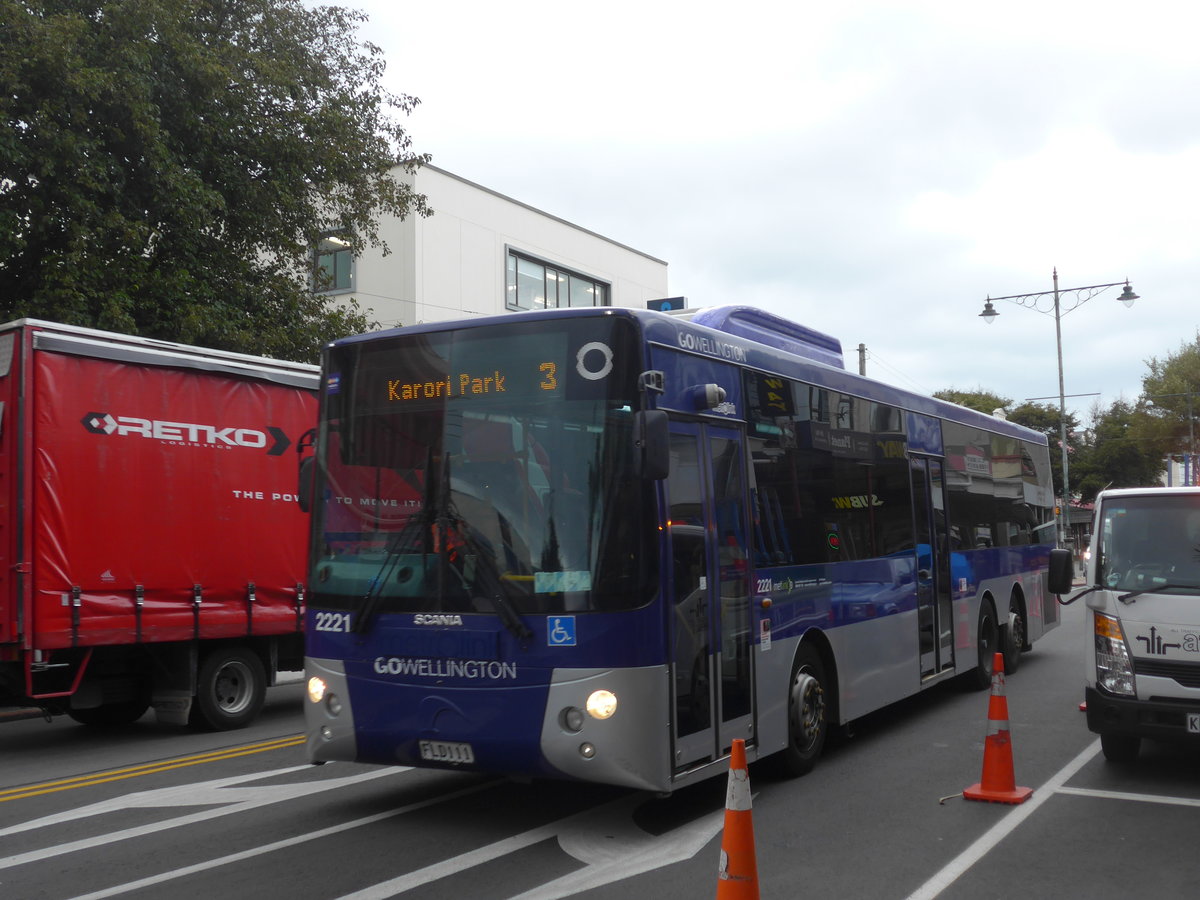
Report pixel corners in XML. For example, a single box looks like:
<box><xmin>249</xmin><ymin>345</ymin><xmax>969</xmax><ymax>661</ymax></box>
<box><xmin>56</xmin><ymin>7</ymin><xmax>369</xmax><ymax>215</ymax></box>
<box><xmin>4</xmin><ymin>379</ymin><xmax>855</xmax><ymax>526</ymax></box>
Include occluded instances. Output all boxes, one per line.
<box><xmin>1188</xmin><ymin>713</ymin><xmax>1200</xmax><ymax>733</ymax></box>
<box><xmin>419</xmin><ymin>740</ymin><xmax>475</xmax><ymax>764</ymax></box>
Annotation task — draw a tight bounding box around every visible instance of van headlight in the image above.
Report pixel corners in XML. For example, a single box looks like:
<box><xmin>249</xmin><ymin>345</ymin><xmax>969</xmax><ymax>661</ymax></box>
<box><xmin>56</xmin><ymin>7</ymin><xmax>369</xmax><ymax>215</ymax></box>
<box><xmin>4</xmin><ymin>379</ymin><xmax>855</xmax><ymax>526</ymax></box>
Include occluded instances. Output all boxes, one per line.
<box><xmin>1094</xmin><ymin>613</ymin><xmax>1135</xmax><ymax>696</ymax></box>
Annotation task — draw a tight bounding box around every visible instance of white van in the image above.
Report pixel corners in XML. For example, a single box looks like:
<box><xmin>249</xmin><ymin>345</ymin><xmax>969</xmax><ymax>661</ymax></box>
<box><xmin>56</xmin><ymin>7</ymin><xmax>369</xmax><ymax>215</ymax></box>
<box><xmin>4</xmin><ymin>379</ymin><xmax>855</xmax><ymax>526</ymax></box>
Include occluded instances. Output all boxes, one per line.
<box><xmin>1049</xmin><ymin>486</ymin><xmax>1200</xmax><ymax>762</ymax></box>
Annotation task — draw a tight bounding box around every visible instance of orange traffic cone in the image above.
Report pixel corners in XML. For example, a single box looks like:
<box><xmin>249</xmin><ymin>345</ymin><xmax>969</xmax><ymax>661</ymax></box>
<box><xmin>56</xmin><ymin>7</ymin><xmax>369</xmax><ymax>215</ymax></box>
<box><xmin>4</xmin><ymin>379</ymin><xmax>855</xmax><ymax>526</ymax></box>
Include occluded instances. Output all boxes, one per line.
<box><xmin>963</xmin><ymin>652</ymin><xmax>1032</xmax><ymax>805</ymax></box>
<box><xmin>716</xmin><ymin>738</ymin><xmax>759</xmax><ymax>899</ymax></box>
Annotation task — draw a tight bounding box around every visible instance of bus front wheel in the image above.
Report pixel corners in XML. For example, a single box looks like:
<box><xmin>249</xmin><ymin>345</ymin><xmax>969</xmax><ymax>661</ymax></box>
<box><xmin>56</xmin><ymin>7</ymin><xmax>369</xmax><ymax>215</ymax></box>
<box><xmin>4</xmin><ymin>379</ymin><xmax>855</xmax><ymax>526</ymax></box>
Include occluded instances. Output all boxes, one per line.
<box><xmin>776</xmin><ymin>644</ymin><xmax>828</xmax><ymax>777</ymax></box>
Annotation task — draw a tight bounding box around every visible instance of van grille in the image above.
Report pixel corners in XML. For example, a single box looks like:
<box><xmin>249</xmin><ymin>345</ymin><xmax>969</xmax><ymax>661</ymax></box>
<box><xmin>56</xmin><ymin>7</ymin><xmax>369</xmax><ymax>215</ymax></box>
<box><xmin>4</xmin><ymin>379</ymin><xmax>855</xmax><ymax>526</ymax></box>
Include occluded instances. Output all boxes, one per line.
<box><xmin>1134</xmin><ymin>658</ymin><xmax>1200</xmax><ymax>689</ymax></box>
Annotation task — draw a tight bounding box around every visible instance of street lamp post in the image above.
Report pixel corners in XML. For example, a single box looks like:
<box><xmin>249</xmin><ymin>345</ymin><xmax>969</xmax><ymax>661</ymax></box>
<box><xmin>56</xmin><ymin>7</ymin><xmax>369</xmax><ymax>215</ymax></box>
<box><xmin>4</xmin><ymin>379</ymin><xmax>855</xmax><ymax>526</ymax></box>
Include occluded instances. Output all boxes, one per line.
<box><xmin>978</xmin><ymin>268</ymin><xmax>1139</xmax><ymax>548</ymax></box>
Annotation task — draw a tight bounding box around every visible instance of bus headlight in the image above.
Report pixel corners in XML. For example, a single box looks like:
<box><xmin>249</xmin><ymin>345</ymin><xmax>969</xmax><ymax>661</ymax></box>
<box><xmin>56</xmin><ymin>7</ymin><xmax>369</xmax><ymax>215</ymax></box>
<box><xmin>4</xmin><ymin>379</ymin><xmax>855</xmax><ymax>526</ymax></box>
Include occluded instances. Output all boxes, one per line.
<box><xmin>307</xmin><ymin>676</ymin><xmax>328</xmax><ymax>704</ymax></box>
<box><xmin>586</xmin><ymin>690</ymin><xmax>617</xmax><ymax>720</ymax></box>
<box><xmin>1094</xmin><ymin>612</ymin><xmax>1135</xmax><ymax>696</ymax></box>
<box><xmin>326</xmin><ymin>693</ymin><xmax>343</xmax><ymax>716</ymax></box>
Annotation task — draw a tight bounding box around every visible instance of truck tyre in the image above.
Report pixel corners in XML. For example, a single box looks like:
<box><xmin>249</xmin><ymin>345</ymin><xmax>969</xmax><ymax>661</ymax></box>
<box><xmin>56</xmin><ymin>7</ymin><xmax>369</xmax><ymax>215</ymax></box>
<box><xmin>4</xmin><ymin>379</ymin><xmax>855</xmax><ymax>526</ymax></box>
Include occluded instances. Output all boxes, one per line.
<box><xmin>968</xmin><ymin>600</ymin><xmax>999</xmax><ymax>691</ymax></box>
<box><xmin>67</xmin><ymin>698</ymin><xmax>151</xmax><ymax>726</ymax></box>
<box><xmin>191</xmin><ymin>646</ymin><xmax>266</xmax><ymax>731</ymax></box>
<box><xmin>773</xmin><ymin>643</ymin><xmax>828</xmax><ymax>777</ymax></box>
<box><xmin>1100</xmin><ymin>732</ymin><xmax>1140</xmax><ymax>763</ymax></box>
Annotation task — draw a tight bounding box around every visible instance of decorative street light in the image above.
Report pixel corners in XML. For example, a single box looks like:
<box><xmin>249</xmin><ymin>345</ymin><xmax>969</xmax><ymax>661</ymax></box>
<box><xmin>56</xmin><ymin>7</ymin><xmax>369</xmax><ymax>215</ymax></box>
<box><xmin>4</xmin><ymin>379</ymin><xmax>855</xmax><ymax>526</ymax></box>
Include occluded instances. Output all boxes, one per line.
<box><xmin>978</xmin><ymin>268</ymin><xmax>1139</xmax><ymax>548</ymax></box>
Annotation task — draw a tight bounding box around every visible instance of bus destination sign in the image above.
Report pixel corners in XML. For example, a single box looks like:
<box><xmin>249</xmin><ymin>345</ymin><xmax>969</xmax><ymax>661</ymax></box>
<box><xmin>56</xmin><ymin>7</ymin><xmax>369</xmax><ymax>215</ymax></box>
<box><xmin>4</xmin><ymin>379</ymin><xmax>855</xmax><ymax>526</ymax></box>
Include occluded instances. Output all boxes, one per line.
<box><xmin>387</xmin><ymin>361</ymin><xmax>560</xmax><ymax>403</ymax></box>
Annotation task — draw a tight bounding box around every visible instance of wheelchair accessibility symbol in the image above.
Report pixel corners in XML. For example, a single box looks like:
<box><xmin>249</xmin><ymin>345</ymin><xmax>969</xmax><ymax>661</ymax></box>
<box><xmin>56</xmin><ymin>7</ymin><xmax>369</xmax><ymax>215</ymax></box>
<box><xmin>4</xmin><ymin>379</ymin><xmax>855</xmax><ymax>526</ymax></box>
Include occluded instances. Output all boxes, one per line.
<box><xmin>548</xmin><ymin>616</ymin><xmax>577</xmax><ymax>647</ymax></box>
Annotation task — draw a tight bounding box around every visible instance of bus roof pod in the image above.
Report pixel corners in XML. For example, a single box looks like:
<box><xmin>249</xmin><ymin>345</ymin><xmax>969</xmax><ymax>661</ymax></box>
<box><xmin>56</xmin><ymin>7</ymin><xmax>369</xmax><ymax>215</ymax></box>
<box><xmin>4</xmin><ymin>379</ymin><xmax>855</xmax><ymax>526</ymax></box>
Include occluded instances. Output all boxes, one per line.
<box><xmin>682</xmin><ymin>306</ymin><xmax>845</xmax><ymax>370</ymax></box>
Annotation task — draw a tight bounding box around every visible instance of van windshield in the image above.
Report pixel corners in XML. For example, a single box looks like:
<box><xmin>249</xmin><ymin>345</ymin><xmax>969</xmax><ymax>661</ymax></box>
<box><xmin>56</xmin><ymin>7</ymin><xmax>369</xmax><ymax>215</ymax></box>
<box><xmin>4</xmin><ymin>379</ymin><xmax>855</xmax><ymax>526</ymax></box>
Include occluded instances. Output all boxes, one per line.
<box><xmin>1097</xmin><ymin>495</ymin><xmax>1200</xmax><ymax>593</ymax></box>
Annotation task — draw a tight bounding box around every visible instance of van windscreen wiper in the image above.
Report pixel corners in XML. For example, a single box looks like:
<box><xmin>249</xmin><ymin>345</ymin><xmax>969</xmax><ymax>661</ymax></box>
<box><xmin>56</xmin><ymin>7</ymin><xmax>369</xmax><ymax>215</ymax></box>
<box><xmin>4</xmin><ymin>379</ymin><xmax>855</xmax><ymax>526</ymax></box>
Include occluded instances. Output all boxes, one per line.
<box><xmin>1118</xmin><ymin>582</ymin><xmax>1198</xmax><ymax>604</ymax></box>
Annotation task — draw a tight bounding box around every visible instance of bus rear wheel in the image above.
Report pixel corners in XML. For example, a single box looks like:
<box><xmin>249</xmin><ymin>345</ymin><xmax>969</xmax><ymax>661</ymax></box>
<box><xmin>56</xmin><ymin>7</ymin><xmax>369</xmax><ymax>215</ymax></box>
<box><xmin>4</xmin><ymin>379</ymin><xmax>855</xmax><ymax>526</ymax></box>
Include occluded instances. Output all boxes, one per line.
<box><xmin>968</xmin><ymin>601</ymin><xmax>999</xmax><ymax>691</ymax></box>
<box><xmin>1003</xmin><ymin>596</ymin><xmax>1026</xmax><ymax>675</ymax></box>
<box><xmin>776</xmin><ymin>644</ymin><xmax>827</xmax><ymax>777</ymax></box>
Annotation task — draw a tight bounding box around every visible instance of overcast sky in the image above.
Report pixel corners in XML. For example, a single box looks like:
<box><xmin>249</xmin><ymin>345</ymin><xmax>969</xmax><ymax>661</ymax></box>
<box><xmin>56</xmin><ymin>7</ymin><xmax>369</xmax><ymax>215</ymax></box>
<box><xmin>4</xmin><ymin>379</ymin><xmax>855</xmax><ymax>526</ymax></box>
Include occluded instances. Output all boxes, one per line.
<box><xmin>344</xmin><ymin>0</ymin><xmax>1198</xmax><ymax>423</ymax></box>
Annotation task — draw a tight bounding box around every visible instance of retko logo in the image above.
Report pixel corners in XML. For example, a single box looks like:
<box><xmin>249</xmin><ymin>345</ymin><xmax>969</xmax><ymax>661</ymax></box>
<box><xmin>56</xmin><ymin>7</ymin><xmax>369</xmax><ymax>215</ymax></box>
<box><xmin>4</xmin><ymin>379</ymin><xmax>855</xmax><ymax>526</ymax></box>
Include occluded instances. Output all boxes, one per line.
<box><xmin>80</xmin><ymin>412</ymin><xmax>292</xmax><ymax>455</ymax></box>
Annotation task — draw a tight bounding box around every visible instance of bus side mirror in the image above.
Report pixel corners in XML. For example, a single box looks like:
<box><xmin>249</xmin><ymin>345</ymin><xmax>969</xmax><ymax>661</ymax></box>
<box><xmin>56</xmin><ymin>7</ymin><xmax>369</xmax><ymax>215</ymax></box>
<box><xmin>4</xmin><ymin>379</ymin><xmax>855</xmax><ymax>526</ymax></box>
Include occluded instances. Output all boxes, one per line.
<box><xmin>297</xmin><ymin>457</ymin><xmax>315</xmax><ymax>513</ymax></box>
<box><xmin>1047</xmin><ymin>548</ymin><xmax>1074</xmax><ymax>595</ymax></box>
<box><xmin>297</xmin><ymin>427</ymin><xmax>317</xmax><ymax>513</ymax></box>
<box><xmin>633</xmin><ymin>410</ymin><xmax>669</xmax><ymax>480</ymax></box>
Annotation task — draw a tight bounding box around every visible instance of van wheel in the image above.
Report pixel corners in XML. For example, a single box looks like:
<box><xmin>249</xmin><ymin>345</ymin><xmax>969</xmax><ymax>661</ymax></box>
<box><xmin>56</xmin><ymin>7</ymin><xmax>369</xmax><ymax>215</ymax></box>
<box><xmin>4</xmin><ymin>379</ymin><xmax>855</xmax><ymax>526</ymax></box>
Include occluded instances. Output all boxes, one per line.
<box><xmin>774</xmin><ymin>644</ymin><xmax>828</xmax><ymax>777</ymax></box>
<box><xmin>968</xmin><ymin>601</ymin><xmax>999</xmax><ymax>690</ymax></box>
<box><xmin>1100</xmin><ymin>732</ymin><xmax>1140</xmax><ymax>763</ymax></box>
<box><xmin>190</xmin><ymin>646</ymin><xmax>266</xmax><ymax>731</ymax></box>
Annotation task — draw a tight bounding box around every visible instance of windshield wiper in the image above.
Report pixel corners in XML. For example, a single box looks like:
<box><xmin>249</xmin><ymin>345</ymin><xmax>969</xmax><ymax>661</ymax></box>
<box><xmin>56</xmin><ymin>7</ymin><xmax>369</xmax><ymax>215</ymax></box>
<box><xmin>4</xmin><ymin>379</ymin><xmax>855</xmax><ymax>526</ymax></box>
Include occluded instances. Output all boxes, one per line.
<box><xmin>1117</xmin><ymin>583</ymin><xmax>1198</xmax><ymax>604</ymax></box>
<box><xmin>354</xmin><ymin>452</ymin><xmax>437</xmax><ymax>634</ymax></box>
<box><xmin>446</xmin><ymin>508</ymin><xmax>533</xmax><ymax>644</ymax></box>
<box><xmin>352</xmin><ymin>508</ymin><xmax>432</xmax><ymax>634</ymax></box>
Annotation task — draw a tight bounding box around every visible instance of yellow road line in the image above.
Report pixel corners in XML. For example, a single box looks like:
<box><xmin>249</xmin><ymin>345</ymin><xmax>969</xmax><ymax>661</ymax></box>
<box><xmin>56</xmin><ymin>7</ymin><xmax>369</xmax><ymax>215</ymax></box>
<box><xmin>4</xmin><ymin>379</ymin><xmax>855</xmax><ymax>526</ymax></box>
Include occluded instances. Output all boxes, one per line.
<box><xmin>1</xmin><ymin>734</ymin><xmax>306</xmax><ymax>803</ymax></box>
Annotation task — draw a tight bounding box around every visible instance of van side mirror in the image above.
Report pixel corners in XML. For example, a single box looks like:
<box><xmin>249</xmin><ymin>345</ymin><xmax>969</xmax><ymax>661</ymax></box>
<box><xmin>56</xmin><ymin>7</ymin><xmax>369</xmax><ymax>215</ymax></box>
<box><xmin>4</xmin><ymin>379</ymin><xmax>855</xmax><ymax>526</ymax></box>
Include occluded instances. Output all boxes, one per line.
<box><xmin>1047</xmin><ymin>548</ymin><xmax>1074</xmax><ymax>595</ymax></box>
<box><xmin>633</xmin><ymin>410</ymin><xmax>669</xmax><ymax>480</ymax></box>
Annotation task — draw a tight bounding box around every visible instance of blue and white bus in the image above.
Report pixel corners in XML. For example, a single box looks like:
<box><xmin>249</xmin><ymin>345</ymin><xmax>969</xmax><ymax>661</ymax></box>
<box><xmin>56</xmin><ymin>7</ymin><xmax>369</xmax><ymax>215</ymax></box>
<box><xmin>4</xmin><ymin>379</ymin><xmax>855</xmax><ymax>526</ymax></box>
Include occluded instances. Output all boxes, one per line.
<box><xmin>302</xmin><ymin>305</ymin><xmax>1058</xmax><ymax>792</ymax></box>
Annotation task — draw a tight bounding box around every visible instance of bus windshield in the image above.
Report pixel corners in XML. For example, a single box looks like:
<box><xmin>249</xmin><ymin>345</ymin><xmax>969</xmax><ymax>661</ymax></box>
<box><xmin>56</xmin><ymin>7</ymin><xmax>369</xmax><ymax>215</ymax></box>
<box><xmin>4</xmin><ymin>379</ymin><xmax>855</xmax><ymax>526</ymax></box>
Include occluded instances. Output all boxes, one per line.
<box><xmin>309</xmin><ymin>315</ymin><xmax>658</xmax><ymax>620</ymax></box>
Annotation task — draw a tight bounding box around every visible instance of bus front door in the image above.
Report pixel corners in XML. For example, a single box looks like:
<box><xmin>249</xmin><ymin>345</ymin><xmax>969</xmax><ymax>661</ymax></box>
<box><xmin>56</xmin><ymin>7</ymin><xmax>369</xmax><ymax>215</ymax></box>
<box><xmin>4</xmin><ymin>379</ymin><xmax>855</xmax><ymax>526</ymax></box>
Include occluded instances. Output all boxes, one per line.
<box><xmin>912</xmin><ymin>456</ymin><xmax>954</xmax><ymax>678</ymax></box>
<box><xmin>668</xmin><ymin>422</ymin><xmax>755</xmax><ymax>771</ymax></box>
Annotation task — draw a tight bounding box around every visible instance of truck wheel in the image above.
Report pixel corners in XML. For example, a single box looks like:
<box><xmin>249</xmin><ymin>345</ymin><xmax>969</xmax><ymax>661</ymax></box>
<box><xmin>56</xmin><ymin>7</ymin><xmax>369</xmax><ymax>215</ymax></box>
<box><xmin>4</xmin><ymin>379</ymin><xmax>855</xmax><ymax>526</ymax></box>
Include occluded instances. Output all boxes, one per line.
<box><xmin>67</xmin><ymin>698</ymin><xmax>151</xmax><ymax>726</ymax></box>
<box><xmin>774</xmin><ymin>643</ymin><xmax>828</xmax><ymax>777</ymax></box>
<box><xmin>1100</xmin><ymin>732</ymin><xmax>1140</xmax><ymax>763</ymax></box>
<box><xmin>968</xmin><ymin>600</ymin><xmax>999</xmax><ymax>691</ymax></box>
<box><xmin>1003</xmin><ymin>596</ymin><xmax>1026</xmax><ymax>675</ymax></box>
<box><xmin>190</xmin><ymin>646</ymin><xmax>266</xmax><ymax>731</ymax></box>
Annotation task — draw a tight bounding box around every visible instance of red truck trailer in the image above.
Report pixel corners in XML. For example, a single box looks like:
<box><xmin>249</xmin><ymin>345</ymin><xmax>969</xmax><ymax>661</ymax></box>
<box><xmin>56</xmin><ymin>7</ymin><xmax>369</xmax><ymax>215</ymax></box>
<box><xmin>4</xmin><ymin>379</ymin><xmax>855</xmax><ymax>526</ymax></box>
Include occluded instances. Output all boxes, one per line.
<box><xmin>0</xmin><ymin>319</ymin><xmax>319</xmax><ymax>729</ymax></box>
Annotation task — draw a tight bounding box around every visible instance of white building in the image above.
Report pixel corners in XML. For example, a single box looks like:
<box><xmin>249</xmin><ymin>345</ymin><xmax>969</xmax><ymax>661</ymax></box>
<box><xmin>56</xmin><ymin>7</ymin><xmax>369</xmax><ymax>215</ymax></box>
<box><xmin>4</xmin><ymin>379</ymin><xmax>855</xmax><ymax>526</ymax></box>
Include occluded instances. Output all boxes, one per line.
<box><xmin>315</xmin><ymin>165</ymin><xmax>670</xmax><ymax>329</ymax></box>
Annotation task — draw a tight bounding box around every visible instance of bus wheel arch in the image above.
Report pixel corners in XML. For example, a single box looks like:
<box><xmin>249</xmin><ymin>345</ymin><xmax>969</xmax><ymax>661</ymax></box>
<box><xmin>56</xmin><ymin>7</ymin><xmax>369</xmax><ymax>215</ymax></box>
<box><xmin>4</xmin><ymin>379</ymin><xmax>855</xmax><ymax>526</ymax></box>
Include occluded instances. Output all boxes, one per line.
<box><xmin>772</xmin><ymin>636</ymin><xmax>836</xmax><ymax>777</ymax></box>
<box><xmin>1003</xmin><ymin>588</ymin><xmax>1028</xmax><ymax>674</ymax></box>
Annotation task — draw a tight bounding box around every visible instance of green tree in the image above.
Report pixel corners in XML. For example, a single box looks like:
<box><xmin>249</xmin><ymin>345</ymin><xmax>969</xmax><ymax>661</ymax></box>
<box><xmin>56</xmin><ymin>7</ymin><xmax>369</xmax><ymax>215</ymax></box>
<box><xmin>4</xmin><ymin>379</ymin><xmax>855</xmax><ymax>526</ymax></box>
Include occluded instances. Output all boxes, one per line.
<box><xmin>0</xmin><ymin>0</ymin><xmax>429</xmax><ymax>361</ymax></box>
<box><xmin>932</xmin><ymin>388</ymin><xmax>1011</xmax><ymax>415</ymax></box>
<box><xmin>1139</xmin><ymin>333</ymin><xmax>1200</xmax><ymax>471</ymax></box>
<box><xmin>1071</xmin><ymin>400</ymin><xmax>1164</xmax><ymax>501</ymax></box>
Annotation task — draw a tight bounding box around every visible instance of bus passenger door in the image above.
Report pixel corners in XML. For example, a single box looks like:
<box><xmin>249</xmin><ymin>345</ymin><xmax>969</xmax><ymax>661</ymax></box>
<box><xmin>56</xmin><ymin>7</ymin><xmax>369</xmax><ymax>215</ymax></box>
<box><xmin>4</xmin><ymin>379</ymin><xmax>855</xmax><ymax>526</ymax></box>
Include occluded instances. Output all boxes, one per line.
<box><xmin>668</xmin><ymin>422</ymin><xmax>754</xmax><ymax>771</ymax></box>
<box><xmin>912</xmin><ymin>456</ymin><xmax>954</xmax><ymax>678</ymax></box>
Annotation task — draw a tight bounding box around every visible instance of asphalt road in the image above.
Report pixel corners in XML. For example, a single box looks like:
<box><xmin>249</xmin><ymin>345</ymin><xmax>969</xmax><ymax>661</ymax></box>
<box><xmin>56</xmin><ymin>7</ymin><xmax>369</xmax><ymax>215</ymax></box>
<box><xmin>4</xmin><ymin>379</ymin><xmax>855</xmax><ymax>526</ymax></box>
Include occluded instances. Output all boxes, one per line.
<box><xmin>3</xmin><ymin>598</ymin><xmax>1199</xmax><ymax>899</ymax></box>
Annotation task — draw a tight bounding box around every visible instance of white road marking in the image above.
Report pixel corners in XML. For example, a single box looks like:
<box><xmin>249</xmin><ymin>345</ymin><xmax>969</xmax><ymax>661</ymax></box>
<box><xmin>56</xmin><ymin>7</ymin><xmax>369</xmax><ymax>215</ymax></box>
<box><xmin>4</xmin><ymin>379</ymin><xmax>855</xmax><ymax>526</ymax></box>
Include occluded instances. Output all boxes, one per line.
<box><xmin>64</xmin><ymin>778</ymin><xmax>495</xmax><ymax>900</ymax></box>
<box><xmin>905</xmin><ymin>739</ymin><xmax>1101</xmax><ymax>900</ymax></box>
<box><xmin>508</xmin><ymin>795</ymin><xmax>726</xmax><ymax>900</ymax></box>
<box><xmin>334</xmin><ymin>792</ymin><xmax>727</xmax><ymax>900</ymax></box>
<box><xmin>1</xmin><ymin>765</ymin><xmax>398</xmax><ymax>871</ymax></box>
<box><xmin>1056</xmin><ymin>786</ymin><xmax>1200</xmax><ymax>808</ymax></box>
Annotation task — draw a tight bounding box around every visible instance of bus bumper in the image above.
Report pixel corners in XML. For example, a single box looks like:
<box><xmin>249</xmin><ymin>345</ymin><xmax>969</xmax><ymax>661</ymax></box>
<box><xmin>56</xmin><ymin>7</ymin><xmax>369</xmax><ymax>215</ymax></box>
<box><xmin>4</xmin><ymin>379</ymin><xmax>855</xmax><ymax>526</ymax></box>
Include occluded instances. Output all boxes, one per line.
<box><xmin>305</xmin><ymin>657</ymin><xmax>359</xmax><ymax>763</ymax></box>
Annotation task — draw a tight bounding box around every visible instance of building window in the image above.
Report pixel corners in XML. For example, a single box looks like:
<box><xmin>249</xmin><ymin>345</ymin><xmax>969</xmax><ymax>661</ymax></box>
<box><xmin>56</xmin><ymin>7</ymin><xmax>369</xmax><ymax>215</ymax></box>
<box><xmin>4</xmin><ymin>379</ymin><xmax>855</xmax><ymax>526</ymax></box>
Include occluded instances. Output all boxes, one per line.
<box><xmin>314</xmin><ymin>231</ymin><xmax>353</xmax><ymax>294</ymax></box>
<box><xmin>505</xmin><ymin>250</ymin><xmax>609</xmax><ymax>311</ymax></box>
